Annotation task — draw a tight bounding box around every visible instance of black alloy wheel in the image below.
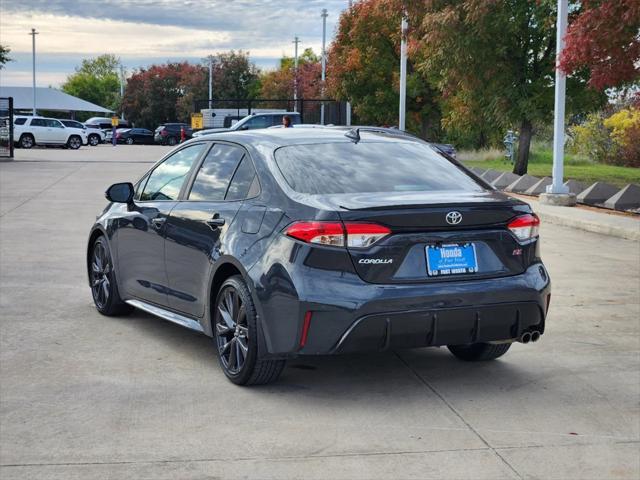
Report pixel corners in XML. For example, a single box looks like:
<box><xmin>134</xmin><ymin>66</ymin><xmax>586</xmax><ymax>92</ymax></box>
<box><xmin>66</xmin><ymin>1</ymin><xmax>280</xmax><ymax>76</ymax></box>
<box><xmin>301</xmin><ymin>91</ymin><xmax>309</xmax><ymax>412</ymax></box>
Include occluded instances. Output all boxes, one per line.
<box><xmin>89</xmin><ymin>237</ymin><xmax>131</xmax><ymax>316</ymax></box>
<box><xmin>215</xmin><ymin>284</ymin><xmax>249</xmax><ymax>375</ymax></box>
<box><xmin>213</xmin><ymin>276</ymin><xmax>285</xmax><ymax>385</ymax></box>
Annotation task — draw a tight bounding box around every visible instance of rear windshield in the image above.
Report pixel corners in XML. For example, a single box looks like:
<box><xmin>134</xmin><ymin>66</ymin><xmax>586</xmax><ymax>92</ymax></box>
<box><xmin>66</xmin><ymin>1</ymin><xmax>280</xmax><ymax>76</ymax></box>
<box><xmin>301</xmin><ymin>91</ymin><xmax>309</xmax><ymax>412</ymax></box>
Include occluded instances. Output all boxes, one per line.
<box><xmin>274</xmin><ymin>141</ymin><xmax>483</xmax><ymax>195</ymax></box>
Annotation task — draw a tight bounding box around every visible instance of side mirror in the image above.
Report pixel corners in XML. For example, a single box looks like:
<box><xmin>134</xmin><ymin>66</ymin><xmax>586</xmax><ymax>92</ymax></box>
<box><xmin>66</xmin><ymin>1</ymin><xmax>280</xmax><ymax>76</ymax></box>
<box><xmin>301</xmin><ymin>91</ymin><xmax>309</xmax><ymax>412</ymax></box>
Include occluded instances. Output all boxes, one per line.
<box><xmin>105</xmin><ymin>182</ymin><xmax>134</xmax><ymax>203</ymax></box>
<box><xmin>240</xmin><ymin>126</ymin><xmax>249</xmax><ymax>131</ymax></box>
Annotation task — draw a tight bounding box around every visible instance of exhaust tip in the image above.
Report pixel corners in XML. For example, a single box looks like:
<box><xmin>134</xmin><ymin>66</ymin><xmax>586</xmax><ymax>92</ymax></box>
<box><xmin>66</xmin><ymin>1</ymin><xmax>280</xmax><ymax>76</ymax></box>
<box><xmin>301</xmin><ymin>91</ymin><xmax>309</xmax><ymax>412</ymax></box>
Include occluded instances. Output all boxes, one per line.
<box><xmin>530</xmin><ymin>331</ymin><xmax>541</xmax><ymax>343</ymax></box>
<box><xmin>520</xmin><ymin>332</ymin><xmax>532</xmax><ymax>344</ymax></box>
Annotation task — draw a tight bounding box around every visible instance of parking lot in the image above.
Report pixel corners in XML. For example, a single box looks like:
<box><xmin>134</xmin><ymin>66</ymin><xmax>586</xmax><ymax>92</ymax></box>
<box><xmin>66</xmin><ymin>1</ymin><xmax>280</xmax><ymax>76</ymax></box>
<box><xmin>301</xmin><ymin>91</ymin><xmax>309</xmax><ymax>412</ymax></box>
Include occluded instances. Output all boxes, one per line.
<box><xmin>1</xmin><ymin>145</ymin><xmax>639</xmax><ymax>479</ymax></box>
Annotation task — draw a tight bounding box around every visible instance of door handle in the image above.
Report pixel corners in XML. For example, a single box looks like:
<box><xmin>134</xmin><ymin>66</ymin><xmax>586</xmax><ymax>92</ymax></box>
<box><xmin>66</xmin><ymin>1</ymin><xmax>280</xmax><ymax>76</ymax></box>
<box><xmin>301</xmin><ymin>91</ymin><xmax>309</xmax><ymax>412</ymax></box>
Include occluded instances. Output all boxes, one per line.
<box><xmin>151</xmin><ymin>217</ymin><xmax>166</xmax><ymax>230</ymax></box>
<box><xmin>206</xmin><ymin>215</ymin><xmax>225</xmax><ymax>229</ymax></box>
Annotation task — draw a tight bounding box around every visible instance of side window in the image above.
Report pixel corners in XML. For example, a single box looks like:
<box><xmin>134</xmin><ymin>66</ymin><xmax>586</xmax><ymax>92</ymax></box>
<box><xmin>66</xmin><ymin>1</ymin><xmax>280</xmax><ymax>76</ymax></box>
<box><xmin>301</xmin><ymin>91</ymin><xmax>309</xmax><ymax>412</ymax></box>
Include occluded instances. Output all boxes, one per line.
<box><xmin>14</xmin><ymin>118</ymin><xmax>26</xmax><ymax>125</ymax></box>
<box><xmin>140</xmin><ymin>144</ymin><xmax>206</xmax><ymax>201</ymax></box>
<box><xmin>46</xmin><ymin>119</ymin><xmax>63</xmax><ymax>128</ymax></box>
<box><xmin>271</xmin><ymin>115</ymin><xmax>283</xmax><ymax>126</ymax></box>
<box><xmin>31</xmin><ymin>118</ymin><xmax>46</xmax><ymax>127</ymax></box>
<box><xmin>188</xmin><ymin>144</ymin><xmax>245</xmax><ymax>201</ymax></box>
<box><xmin>244</xmin><ymin>116</ymin><xmax>270</xmax><ymax>130</ymax></box>
<box><xmin>226</xmin><ymin>157</ymin><xmax>258</xmax><ymax>200</ymax></box>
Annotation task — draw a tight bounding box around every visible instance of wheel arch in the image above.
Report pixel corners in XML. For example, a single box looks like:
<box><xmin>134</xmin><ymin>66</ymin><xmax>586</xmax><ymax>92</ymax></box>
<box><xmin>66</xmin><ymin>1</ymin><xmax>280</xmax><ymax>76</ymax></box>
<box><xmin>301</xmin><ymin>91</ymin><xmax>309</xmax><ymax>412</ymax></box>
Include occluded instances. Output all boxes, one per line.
<box><xmin>86</xmin><ymin>227</ymin><xmax>108</xmax><ymax>286</ymax></box>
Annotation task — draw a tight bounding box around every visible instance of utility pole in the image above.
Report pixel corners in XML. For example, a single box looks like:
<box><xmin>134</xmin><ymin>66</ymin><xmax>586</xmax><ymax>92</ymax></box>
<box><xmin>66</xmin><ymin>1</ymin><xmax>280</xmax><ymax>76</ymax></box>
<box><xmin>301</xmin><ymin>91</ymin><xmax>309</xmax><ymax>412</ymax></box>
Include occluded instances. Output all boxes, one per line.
<box><xmin>119</xmin><ymin>64</ymin><xmax>125</xmax><ymax>120</ymax></box>
<box><xmin>541</xmin><ymin>0</ymin><xmax>574</xmax><ymax>205</ymax></box>
<box><xmin>293</xmin><ymin>36</ymin><xmax>300</xmax><ymax>112</ymax></box>
<box><xmin>346</xmin><ymin>0</ymin><xmax>352</xmax><ymax>125</ymax></box>
<box><xmin>320</xmin><ymin>9</ymin><xmax>328</xmax><ymax>125</ymax></box>
<box><xmin>207</xmin><ymin>55</ymin><xmax>215</xmax><ymax>109</ymax></box>
<box><xmin>29</xmin><ymin>28</ymin><xmax>38</xmax><ymax>115</ymax></box>
<box><xmin>398</xmin><ymin>15</ymin><xmax>408</xmax><ymax>131</ymax></box>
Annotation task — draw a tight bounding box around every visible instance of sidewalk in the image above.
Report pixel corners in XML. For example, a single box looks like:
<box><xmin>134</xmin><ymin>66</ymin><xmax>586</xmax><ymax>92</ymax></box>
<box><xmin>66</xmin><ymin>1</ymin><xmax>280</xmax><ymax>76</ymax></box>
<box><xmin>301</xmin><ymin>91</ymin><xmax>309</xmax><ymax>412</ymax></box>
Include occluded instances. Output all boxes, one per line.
<box><xmin>510</xmin><ymin>194</ymin><xmax>640</xmax><ymax>241</ymax></box>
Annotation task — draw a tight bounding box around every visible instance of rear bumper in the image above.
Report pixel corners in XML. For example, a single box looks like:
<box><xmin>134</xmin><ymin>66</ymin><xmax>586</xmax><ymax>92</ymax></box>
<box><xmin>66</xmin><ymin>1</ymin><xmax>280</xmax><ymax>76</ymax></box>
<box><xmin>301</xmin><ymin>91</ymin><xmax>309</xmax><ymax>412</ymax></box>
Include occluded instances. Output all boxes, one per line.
<box><xmin>332</xmin><ymin>301</ymin><xmax>542</xmax><ymax>353</ymax></box>
<box><xmin>252</xmin><ymin>254</ymin><xmax>550</xmax><ymax>356</ymax></box>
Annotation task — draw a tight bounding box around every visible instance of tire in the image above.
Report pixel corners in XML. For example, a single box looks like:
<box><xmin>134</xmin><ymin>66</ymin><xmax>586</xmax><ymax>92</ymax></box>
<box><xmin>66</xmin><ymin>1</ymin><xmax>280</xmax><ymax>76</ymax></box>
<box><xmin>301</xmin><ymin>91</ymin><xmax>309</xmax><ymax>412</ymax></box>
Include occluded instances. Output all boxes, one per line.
<box><xmin>448</xmin><ymin>342</ymin><xmax>511</xmax><ymax>361</ymax></box>
<box><xmin>88</xmin><ymin>134</ymin><xmax>100</xmax><ymax>146</ymax></box>
<box><xmin>167</xmin><ymin>136</ymin><xmax>177</xmax><ymax>146</ymax></box>
<box><xmin>213</xmin><ymin>275</ymin><xmax>285</xmax><ymax>385</ymax></box>
<box><xmin>19</xmin><ymin>134</ymin><xmax>34</xmax><ymax>149</ymax></box>
<box><xmin>89</xmin><ymin>236</ymin><xmax>132</xmax><ymax>316</ymax></box>
<box><xmin>67</xmin><ymin>135</ymin><xmax>82</xmax><ymax>150</ymax></box>
<box><xmin>126</xmin><ymin>137</ymin><xmax>134</xmax><ymax>145</ymax></box>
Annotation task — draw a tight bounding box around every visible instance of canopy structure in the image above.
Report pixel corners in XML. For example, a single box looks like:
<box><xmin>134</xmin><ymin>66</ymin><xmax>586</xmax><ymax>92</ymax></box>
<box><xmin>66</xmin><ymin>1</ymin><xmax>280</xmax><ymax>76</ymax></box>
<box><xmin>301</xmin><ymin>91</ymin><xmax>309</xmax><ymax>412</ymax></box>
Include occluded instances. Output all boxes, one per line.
<box><xmin>0</xmin><ymin>86</ymin><xmax>113</xmax><ymax>113</ymax></box>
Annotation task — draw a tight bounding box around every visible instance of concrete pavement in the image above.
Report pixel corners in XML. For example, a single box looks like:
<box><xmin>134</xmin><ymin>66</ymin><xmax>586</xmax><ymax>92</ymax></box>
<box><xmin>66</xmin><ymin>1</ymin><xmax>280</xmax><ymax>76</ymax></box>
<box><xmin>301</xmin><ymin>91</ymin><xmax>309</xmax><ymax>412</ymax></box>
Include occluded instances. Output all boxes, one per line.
<box><xmin>1</xmin><ymin>146</ymin><xmax>639</xmax><ymax>479</ymax></box>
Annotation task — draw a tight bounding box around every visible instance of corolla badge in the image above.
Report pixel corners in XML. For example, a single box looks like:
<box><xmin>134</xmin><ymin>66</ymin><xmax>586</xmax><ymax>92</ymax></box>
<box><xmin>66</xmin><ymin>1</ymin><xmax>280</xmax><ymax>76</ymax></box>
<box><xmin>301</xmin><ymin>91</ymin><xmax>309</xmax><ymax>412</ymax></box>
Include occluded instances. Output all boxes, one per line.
<box><xmin>445</xmin><ymin>211</ymin><xmax>463</xmax><ymax>225</ymax></box>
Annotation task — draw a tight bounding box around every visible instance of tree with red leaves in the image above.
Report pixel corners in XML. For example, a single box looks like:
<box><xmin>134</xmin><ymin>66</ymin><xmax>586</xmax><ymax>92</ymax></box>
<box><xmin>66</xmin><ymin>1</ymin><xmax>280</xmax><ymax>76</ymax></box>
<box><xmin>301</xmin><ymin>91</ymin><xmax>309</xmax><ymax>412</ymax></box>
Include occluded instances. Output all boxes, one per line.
<box><xmin>260</xmin><ymin>48</ymin><xmax>322</xmax><ymax>100</ymax></box>
<box><xmin>560</xmin><ymin>0</ymin><xmax>640</xmax><ymax>90</ymax></box>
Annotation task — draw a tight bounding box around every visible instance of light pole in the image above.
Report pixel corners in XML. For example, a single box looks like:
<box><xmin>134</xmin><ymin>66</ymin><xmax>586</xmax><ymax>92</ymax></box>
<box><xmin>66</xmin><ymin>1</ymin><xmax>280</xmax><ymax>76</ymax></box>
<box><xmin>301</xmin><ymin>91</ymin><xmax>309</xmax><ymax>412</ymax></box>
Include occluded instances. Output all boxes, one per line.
<box><xmin>292</xmin><ymin>36</ymin><xmax>300</xmax><ymax>112</ymax></box>
<box><xmin>29</xmin><ymin>28</ymin><xmax>38</xmax><ymax>115</ymax></box>
<box><xmin>398</xmin><ymin>15</ymin><xmax>408</xmax><ymax>131</ymax></box>
<box><xmin>320</xmin><ymin>9</ymin><xmax>328</xmax><ymax>125</ymax></box>
<box><xmin>119</xmin><ymin>64</ymin><xmax>125</xmax><ymax>121</ymax></box>
<box><xmin>541</xmin><ymin>0</ymin><xmax>574</xmax><ymax>205</ymax></box>
<box><xmin>346</xmin><ymin>0</ymin><xmax>352</xmax><ymax>125</ymax></box>
<box><xmin>207</xmin><ymin>55</ymin><xmax>215</xmax><ymax>109</ymax></box>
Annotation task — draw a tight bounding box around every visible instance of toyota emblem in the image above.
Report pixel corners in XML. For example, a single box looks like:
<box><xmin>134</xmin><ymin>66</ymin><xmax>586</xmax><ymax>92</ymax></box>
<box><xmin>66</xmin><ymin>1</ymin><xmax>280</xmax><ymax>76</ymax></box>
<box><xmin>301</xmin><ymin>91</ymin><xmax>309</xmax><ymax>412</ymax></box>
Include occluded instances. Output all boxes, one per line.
<box><xmin>445</xmin><ymin>211</ymin><xmax>462</xmax><ymax>225</ymax></box>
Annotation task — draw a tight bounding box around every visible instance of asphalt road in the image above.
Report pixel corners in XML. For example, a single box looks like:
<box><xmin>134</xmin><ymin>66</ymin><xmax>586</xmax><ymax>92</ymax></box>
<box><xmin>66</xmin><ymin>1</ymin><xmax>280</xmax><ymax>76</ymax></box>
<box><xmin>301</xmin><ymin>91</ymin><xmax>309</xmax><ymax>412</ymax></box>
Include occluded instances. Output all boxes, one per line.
<box><xmin>1</xmin><ymin>145</ymin><xmax>639</xmax><ymax>479</ymax></box>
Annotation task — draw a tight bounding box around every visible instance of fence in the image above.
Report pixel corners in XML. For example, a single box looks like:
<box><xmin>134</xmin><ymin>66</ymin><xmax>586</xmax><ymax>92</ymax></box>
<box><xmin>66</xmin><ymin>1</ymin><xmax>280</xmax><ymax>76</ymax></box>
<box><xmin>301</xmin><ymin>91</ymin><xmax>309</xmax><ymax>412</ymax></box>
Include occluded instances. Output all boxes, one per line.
<box><xmin>193</xmin><ymin>98</ymin><xmax>349</xmax><ymax>127</ymax></box>
<box><xmin>0</xmin><ymin>97</ymin><xmax>14</xmax><ymax>159</ymax></box>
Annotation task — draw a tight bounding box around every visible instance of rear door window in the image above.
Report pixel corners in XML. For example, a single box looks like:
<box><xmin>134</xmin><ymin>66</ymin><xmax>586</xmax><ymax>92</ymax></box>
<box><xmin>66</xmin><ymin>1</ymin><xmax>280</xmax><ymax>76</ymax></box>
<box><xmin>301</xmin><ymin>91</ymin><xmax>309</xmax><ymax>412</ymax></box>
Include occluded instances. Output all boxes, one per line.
<box><xmin>14</xmin><ymin>118</ymin><xmax>26</xmax><ymax>125</ymax></box>
<box><xmin>274</xmin><ymin>141</ymin><xmax>483</xmax><ymax>195</ymax></box>
<box><xmin>30</xmin><ymin>119</ymin><xmax>46</xmax><ymax>127</ymax></box>
<box><xmin>188</xmin><ymin>144</ymin><xmax>245</xmax><ymax>201</ymax></box>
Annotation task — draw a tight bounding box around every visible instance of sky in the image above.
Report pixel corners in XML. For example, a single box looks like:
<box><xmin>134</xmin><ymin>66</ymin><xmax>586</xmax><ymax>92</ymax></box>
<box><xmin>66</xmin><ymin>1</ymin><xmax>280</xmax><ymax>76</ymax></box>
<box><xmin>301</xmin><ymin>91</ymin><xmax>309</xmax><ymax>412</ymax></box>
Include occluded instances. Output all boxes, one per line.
<box><xmin>0</xmin><ymin>0</ymin><xmax>346</xmax><ymax>87</ymax></box>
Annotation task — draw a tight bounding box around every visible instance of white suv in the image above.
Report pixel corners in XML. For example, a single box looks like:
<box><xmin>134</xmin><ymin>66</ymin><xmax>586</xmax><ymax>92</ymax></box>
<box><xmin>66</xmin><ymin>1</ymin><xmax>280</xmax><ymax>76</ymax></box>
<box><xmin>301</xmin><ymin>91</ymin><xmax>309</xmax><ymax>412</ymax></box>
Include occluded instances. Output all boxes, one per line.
<box><xmin>14</xmin><ymin>116</ymin><xmax>87</xmax><ymax>149</ymax></box>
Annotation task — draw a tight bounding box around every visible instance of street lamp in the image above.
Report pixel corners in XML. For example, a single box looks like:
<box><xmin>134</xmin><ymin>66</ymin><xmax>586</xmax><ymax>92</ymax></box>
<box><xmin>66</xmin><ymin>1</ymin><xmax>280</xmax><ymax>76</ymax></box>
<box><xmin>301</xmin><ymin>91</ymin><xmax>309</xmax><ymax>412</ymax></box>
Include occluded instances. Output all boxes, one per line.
<box><xmin>29</xmin><ymin>28</ymin><xmax>38</xmax><ymax>115</ymax></box>
<box><xmin>293</xmin><ymin>36</ymin><xmax>300</xmax><ymax>112</ymax></box>
<box><xmin>320</xmin><ymin>9</ymin><xmax>328</xmax><ymax>125</ymax></box>
<box><xmin>541</xmin><ymin>0</ymin><xmax>575</xmax><ymax>206</ymax></box>
<box><xmin>398</xmin><ymin>15</ymin><xmax>408</xmax><ymax>131</ymax></box>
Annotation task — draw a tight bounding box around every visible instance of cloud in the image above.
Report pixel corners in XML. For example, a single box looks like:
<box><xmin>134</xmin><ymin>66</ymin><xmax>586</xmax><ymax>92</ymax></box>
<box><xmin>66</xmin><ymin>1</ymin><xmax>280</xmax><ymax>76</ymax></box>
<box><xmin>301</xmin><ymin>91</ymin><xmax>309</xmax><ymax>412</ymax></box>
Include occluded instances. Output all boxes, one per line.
<box><xmin>0</xmin><ymin>0</ymin><xmax>344</xmax><ymax>86</ymax></box>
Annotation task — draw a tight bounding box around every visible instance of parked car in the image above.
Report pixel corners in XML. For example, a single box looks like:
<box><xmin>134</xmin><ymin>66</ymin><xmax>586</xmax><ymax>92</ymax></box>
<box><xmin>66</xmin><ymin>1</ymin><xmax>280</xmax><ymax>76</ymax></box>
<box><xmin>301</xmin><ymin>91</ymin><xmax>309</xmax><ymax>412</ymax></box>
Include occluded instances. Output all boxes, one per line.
<box><xmin>59</xmin><ymin>119</ymin><xmax>92</xmax><ymax>146</ymax></box>
<box><xmin>117</xmin><ymin>128</ymin><xmax>154</xmax><ymax>145</ymax></box>
<box><xmin>154</xmin><ymin>123</ymin><xmax>192</xmax><ymax>145</ymax></box>
<box><xmin>87</xmin><ymin>127</ymin><xmax>550</xmax><ymax>386</ymax></box>
<box><xmin>85</xmin><ymin>117</ymin><xmax>131</xmax><ymax>130</ymax></box>
<box><xmin>84</xmin><ymin>124</ymin><xmax>107</xmax><ymax>146</ymax></box>
<box><xmin>14</xmin><ymin>116</ymin><xmax>86</xmax><ymax>149</ymax></box>
<box><xmin>193</xmin><ymin>112</ymin><xmax>301</xmax><ymax>137</ymax></box>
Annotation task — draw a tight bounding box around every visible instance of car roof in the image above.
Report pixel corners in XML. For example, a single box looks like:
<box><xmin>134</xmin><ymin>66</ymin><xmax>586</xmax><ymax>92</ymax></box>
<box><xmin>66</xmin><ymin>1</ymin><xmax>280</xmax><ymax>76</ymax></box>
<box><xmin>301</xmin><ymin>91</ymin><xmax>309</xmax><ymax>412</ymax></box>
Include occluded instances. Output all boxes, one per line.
<box><xmin>185</xmin><ymin>126</ymin><xmax>425</xmax><ymax>149</ymax></box>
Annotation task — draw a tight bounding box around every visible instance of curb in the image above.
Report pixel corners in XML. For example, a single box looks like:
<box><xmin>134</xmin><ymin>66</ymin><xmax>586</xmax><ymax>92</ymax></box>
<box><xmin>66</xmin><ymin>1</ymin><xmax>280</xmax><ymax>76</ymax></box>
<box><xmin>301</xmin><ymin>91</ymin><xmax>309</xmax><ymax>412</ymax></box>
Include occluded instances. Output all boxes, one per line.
<box><xmin>535</xmin><ymin>209</ymin><xmax>640</xmax><ymax>241</ymax></box>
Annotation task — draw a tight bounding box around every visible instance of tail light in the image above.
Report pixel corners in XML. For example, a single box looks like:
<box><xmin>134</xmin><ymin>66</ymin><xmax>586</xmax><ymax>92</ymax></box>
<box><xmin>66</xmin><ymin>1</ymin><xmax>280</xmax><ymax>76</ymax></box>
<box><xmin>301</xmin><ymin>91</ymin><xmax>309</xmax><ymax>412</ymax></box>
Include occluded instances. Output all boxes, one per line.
<box><xmin>508</xmin><ymin>214</ymin><xmax>540</xmax><ymax>242</ymax></box>
<box><xmin>285</xmin><ymin>221</ymin><xmax>391</xmax><ymax>248</ymax></box>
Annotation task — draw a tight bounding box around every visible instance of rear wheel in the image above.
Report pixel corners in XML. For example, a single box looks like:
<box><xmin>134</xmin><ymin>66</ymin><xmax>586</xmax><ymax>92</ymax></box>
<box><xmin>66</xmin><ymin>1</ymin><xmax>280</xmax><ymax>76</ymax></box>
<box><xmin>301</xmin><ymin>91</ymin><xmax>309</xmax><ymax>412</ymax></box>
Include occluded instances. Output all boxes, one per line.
<box><xmin>167</xmin><ymin>136</ymin><xmax>177</xmax><ymax>146</ymax></box>
<box><xmin>448</xmin><ymin>342</ymin><xmax>511</xmax><ymax>361</ymax></box>
<box><xmin>67</xmin><ymin>135</ymin><xmax>82</xmax><ymax>150</ymax></box>
<box><xmin>213</xmin><ymin>275</ymin><xmax>285</xmax><ymax>385</ymax></box>
<box><xmin>89</xmin><ymin>236</ymin><xmax>131</xmax><ymax>316</ymax></box>
<box><xmin>19</xmin><ymin>134</ymin><xmax>34</xmax><ymax>149</ymax></box>
<box><xmin>126</xmin><ymin>137</ymin><xmax>134</xmax><ymax>145</ymax></box>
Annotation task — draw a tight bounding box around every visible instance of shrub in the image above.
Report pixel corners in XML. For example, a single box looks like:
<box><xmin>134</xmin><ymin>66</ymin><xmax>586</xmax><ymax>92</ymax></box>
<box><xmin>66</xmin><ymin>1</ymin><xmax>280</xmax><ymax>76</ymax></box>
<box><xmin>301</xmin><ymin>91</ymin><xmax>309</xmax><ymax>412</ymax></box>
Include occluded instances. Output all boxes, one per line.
<box><xmin>603</xmin><ymin>108</ymin><xmax>640</xmax><ymax>167</ymax></box>
<box><xmin>568</xmin><ymin>112</ymin><xmax>615</xmax><ymax>163</ymax></box>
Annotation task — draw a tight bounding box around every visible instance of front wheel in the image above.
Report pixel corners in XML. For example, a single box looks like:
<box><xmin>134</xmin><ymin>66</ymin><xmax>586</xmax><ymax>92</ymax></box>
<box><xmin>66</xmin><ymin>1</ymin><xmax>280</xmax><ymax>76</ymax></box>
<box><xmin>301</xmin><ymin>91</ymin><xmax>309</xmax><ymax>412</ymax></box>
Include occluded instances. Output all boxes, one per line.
<box><xmin>88</xmin><ymin>134</ymin><xmax>100</xmax><ymax>146</ymax></box>
<box><xmin>448</xmin><ymin>342</ymin><xmax>511</xmax><ymax>361</ymax></box>
<box><xmin>89</xmin><ymin>236</ymin><xmax>131</xmax><ymax>316</ymax></box>
<box><xmin>126</xmin><ymin>137</ymin><xmax>134</xmax><ymax>145</ymax></box>
<box><xmin>213</xmin><ymin>275</ymin><xmax>285</xmax><ymax>385</ymax></box>
<box><xmin>67</xmin><ymin>135</ymin><xmax>82</xmax><ymax>150</ymax></box>
<box><xmin>167</xmin><ymin>136</ymin><xmax>177</xmax><ymax>146</ymax></box>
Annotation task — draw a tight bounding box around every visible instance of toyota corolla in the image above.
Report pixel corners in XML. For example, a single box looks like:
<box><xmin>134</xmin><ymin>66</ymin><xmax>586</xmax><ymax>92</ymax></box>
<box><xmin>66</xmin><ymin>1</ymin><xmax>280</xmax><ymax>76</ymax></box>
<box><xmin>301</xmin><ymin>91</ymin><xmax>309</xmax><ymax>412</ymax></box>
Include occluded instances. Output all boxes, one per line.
<box><xmin>87</xmin><ymin>127</ymin><xmax>550</xmax><ymax>385</ymax></box>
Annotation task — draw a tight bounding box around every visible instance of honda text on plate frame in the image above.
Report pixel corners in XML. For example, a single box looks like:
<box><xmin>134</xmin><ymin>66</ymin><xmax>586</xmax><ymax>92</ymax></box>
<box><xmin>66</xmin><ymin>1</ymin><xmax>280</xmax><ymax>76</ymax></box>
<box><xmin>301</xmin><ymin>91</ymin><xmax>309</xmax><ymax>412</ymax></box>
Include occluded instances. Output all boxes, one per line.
<box><xmin>87</xmin><ymin>127</ymin><xmax>550</xmax><ymax>385</ymax></box>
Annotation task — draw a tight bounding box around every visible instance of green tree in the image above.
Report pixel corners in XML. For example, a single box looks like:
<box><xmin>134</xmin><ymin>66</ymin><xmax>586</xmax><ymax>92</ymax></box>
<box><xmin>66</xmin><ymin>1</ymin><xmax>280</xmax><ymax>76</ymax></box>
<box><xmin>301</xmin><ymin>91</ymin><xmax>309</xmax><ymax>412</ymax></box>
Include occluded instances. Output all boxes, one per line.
<box><xmin>61</xmin><ymin>54</ymin><xmax>121</xmax><ymax>112</ymax></box>
<box><xmin>417</xmin><ymin>0</ymin><xmax>604</xmax><ymax>174</ymax></box>
<box><xmin>327</xmin><ymin>0</ymin><xmax>441</xmax><ymax>138</ymax></box>
<box><xmin>211</xmin><ymin>50</ymin><xmax>261</xmax><ymax>100</ymax></box>
<box><xmin>0</xmin><ymin>45</ymin><xmax>12</xmax><ymax>69</ymax></box>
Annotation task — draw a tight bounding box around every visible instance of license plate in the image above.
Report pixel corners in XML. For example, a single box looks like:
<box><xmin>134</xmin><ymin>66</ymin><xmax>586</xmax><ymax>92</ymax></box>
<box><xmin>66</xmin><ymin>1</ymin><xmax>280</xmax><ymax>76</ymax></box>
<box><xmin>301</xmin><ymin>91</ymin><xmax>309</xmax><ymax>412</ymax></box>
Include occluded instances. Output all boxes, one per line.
<box><xmin>426</xmin><ymin>243</ymin><xmax>478</xmax><ymax>276</ymax></box>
